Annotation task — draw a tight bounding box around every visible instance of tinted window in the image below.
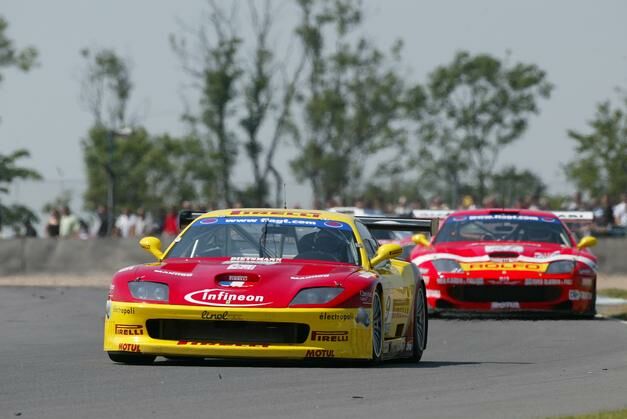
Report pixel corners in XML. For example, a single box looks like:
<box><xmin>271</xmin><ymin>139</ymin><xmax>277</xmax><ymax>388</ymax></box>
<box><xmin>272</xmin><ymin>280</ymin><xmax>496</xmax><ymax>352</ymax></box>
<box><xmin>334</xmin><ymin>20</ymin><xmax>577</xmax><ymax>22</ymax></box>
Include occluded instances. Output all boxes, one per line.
<box><xmin>434</xmin><ymin>214</ymin><xmax>572</xmax><ymax>246</ymax></box>
<box><xmin>167</xmin><ymin>217</ymin><xmax>361</xmax><ymax>264</ymax></box>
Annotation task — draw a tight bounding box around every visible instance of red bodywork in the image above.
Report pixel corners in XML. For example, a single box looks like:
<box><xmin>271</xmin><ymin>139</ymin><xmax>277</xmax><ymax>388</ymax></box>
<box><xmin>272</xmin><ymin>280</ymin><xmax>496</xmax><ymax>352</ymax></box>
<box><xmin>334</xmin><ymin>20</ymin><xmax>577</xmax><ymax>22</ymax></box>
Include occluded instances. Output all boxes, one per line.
<box><xmin>409</xmin><ymin>209</ymin><xmax>597</xmax><ymax>315</ymax></box>
<box><xmin>109</xmin><ymin>258</ymin><xmax>377</xmax><ymax>309</ymax></box>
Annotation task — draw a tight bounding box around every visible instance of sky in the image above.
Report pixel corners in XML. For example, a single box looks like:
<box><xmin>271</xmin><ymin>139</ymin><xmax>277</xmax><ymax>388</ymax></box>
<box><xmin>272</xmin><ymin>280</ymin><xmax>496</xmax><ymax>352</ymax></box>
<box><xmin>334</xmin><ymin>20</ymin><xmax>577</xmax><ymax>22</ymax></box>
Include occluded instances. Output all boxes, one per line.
<box><xmin>1</xmin><ymin>0</ymin><xmax>627</xmax><ymax>223</ymax></box>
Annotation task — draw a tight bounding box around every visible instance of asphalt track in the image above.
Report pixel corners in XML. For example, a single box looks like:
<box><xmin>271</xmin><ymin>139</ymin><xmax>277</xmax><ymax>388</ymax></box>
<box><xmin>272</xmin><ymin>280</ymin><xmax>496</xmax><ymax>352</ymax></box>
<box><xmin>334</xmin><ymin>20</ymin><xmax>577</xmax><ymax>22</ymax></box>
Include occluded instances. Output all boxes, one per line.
<box><xmin>1</xmin><ymin>287</ymin><xmax>627</xmax><ymax>419</ymax></box>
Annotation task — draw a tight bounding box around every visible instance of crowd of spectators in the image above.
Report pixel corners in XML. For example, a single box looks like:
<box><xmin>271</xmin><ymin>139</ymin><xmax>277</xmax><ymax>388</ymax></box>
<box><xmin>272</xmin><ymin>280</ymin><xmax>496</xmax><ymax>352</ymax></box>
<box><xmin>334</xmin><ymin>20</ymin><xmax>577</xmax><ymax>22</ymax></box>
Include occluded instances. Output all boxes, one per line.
<box><xmin>9</xmin><ymin>191</ymin><xmax>627</xmax><ymax>240</ymax></box>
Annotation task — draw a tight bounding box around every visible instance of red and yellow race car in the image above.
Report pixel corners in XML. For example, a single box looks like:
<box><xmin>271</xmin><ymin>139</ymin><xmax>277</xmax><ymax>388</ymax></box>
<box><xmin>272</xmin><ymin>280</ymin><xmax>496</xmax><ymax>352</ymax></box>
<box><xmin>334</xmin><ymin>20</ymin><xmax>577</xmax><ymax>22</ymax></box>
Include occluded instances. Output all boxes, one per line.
<box><xmin>104</xmin><ymin>209</ymin><xmax>430</xmax><ymax>364</ymax></box>
<box><xmin>409</xmin><ymin>209</ymin><xmax>598</xmax><ymax>317</ymax></box>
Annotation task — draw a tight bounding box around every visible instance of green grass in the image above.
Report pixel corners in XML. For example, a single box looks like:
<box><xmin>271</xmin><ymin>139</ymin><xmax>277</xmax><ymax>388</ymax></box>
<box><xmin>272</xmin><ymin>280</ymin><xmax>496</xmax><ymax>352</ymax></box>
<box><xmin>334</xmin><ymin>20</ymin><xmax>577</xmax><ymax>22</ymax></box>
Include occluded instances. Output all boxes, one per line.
<box><xmin>597</xmin><ymin>288</ymin><xmax>627</xmax><ymax>299</ymax></box>
<box><xmin>551</xmin><ymin>408</ymin><xmax>627</xmax><ymax>418</ymax></box>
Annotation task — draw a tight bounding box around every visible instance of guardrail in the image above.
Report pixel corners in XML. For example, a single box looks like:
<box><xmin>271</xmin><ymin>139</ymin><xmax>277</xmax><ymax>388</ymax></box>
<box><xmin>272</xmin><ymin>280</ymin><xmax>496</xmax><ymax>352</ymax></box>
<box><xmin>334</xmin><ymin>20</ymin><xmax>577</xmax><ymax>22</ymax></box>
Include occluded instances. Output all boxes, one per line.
<box><xmin>0</xmin><ymin>236</ymin><xmax>626</xmax><ymax>276</ymax></box>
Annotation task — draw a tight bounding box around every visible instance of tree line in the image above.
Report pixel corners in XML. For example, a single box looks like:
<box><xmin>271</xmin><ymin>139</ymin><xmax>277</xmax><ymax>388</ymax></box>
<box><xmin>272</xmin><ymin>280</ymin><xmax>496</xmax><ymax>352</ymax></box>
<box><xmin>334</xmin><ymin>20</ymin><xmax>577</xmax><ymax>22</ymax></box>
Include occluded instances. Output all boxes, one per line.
<box><xmin>1</xmin><ymin>1</ymin><xmax>627</xmax><ymax>232</ymax></box>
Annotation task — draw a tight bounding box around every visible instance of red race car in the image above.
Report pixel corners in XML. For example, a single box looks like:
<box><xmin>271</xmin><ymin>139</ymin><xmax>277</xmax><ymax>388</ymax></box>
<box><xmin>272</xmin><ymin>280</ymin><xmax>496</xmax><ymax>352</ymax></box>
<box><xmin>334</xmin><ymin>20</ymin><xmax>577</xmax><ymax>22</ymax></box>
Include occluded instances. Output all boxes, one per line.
<box><xmin>409</xmin><ymin>209</ymin><xmax>598</xmax><ymax>317</ymax></box>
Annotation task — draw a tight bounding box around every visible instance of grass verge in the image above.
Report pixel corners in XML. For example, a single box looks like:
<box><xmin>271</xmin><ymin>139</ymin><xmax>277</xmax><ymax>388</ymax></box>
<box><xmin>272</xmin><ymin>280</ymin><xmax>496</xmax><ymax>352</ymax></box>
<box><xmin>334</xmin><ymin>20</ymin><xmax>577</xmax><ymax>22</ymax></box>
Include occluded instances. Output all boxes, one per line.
<box><xmin>550</xmin><ymin>408</ymin><xmax>627</xmax><ymax>418</ymax></box>
<box><xmin>598</xmin><ymin>288</ymin><xmax>627</xmax><ymax>299</ymax></box>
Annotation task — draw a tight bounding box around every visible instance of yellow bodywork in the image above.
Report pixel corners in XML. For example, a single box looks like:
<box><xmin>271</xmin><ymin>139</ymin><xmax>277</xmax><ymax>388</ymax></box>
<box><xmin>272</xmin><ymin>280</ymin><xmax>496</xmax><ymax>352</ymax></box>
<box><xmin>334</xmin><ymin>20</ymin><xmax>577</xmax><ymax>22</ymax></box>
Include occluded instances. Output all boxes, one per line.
<box><xmin>104</xmin><ymin>302</ymin><xmax>372</xmax><ymax>359</ymax></box>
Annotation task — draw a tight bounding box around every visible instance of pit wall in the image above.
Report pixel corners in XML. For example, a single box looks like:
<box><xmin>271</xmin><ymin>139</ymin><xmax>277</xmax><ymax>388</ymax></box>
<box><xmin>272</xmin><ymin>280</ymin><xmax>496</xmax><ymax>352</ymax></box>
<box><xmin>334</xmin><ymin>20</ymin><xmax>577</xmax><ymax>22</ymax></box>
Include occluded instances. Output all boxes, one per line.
<box><xmin>0</xmin><ymin>237</ymin><xmax>626</xmax><ymax>276</ymax></box>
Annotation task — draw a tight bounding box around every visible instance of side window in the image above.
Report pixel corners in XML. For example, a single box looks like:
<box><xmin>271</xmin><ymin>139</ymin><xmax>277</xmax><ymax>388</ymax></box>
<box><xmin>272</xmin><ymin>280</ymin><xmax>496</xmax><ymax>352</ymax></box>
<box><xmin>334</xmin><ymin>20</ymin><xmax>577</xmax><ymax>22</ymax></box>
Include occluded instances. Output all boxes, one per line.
<box><xmin>355</xmin><ymin>221</ymin><xmax>379</xmax><ymax>260</ymax></box>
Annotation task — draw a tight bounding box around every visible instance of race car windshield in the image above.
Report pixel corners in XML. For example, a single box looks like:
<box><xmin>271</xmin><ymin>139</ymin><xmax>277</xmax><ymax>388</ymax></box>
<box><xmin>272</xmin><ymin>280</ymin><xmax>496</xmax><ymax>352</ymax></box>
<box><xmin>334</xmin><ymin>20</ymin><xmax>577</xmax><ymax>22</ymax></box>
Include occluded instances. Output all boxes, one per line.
<box><xmin>434</xmin><ymin>214</ymin><xmax>572</xmax><ymax>246</ymax></box>
<box><xmin>166</xmin><ymin>217</ymin><xmax>361</xmax><ymax>264</ymax></box>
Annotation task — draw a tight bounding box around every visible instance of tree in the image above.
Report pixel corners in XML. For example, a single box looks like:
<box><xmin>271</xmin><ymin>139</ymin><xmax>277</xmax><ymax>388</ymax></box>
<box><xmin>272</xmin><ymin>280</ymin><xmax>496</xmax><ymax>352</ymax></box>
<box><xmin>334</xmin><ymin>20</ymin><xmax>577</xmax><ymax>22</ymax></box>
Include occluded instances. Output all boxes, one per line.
<box><xmin>0</xmin><ymin>16</ymin><xmax>40</xmax><ymax>232</ymax></box>
<box><xmin>171</xmin><ymin>2</ymin><xmax>242</xmax><ymax>207</ymax></box>
<box><xmin>564</xmin><ymin>98</ymin><xmax>627</xmax><ymax>199</ymax></box>
<box><xmin>492</xmin><ymin>166</ymin><xmax>546</xmax><ymax>207</ymax></box>
<box><xmin>173</xmin><ymin>1</ymin><xmax>305</xmax><ymax>207</ymax></box>
<box><xmin>290</xmin><ymin>0</ymin><xmax>407</xmax><ymax>206</ymax></box>
<box><xmin>406</xmin><ymin>51</ymin><xmax>553</xmax><ymax>206</ymax></box>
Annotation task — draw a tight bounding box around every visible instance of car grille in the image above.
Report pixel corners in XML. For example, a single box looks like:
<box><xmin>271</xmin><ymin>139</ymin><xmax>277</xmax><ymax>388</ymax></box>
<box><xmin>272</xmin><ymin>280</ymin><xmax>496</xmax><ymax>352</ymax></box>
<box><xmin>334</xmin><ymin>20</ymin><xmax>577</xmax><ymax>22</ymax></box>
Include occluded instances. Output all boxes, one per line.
<box><xmin>447</xmin><ymin>285</ymin><xmax>562</xmax><ymax>303</ymax></box>
<box><xmin>146</xmin><ymin>319</ymin><xmax>310</xmax><ymax>344</ymax></box>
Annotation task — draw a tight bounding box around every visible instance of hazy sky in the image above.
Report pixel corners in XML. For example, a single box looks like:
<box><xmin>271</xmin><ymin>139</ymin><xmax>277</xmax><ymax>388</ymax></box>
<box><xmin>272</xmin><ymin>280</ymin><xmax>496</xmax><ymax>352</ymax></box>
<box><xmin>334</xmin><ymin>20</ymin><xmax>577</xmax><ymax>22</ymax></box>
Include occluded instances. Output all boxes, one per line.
<box><xmin>1</xmin><ymin>0</ymin><xmax>626</xmax><ymax>217</ymax></box>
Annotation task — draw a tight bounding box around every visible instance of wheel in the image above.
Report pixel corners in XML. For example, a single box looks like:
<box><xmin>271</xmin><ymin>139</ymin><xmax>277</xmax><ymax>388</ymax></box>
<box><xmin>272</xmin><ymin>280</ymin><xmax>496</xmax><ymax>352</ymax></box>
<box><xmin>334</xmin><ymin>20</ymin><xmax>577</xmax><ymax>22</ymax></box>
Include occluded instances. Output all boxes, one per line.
<box><xmin>107</xmin><ymin>352</ymin><xmax>156</xmax><ymax>365</ymax></box>
<box><xmin>371</xmin><ymin>290</ymin><xmax>384</xmax><ymax>364</ymax></box>
<box><xmin>410</xmin><ymin>283</ymin><xmax>428</xmax><ymax>362</ymax></box>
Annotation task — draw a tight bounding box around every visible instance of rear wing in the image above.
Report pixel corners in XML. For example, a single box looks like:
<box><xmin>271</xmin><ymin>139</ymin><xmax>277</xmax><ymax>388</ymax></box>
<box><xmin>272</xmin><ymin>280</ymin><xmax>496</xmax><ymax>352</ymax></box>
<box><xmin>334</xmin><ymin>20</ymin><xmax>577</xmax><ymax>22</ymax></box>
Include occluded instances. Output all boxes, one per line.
<box><xmin>411</xmin><ymin>209</ymin><xmax>594</xmax><ymax>223</ymax></box>
<box><xmin>178</xmin><ymin>210</ymin><xmax>205</xmax><ymax>230</ymax></box>
<box><xmin>355</xmin><ymin>216</ymin><xmax>437</xmax><ymax>237</ymax></box>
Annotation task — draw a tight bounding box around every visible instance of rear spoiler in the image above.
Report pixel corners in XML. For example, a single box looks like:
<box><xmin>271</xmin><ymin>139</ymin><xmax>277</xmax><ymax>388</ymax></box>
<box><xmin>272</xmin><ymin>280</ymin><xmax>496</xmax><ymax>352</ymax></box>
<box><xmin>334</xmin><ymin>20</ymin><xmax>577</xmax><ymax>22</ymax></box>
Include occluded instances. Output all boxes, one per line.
<box><xmin>178</xmin><ymin>210</ymin><xmax>205</xmax><ymax>230</ymax></box>
<box><xmin>411</xmin><ymin>209</ymin><xmax>594</xmax><ymax>223</ymax></box>
<box><xmin>355</xmin><ymin>216</ymin><xmax>437</xmax><ymax>237</ymax></box>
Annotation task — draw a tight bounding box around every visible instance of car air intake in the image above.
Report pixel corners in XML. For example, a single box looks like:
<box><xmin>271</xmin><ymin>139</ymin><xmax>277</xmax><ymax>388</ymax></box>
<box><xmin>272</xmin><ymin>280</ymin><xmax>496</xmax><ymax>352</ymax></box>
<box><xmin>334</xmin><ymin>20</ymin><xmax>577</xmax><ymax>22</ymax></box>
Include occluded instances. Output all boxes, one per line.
<box><xmin>146</xmin><ymin>319</ymin><xmax>310</xmax><ymax>344</ymax></box>
<box><xmin>448</xmin><ymin>285</ymin><xmax>562</xmax><ymax>302</ymax></box>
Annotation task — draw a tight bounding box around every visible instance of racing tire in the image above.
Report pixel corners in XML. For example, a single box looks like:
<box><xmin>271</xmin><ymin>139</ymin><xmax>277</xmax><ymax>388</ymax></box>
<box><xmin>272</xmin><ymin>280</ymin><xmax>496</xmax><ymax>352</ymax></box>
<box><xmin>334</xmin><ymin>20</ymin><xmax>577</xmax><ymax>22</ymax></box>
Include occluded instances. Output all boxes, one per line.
<box><xmin>107</xmin><ymin>352</ymin><xmax>156</xmax><ymax>365</ymax></box>
<box><xmin>370</xmin><ymin>290</ymin><xmax>384</xmax><ymax>364</ymax></box>
<box><xmin>410</xmin><ymin>283</ymin><xmax>428</xmax><ymax>362</ymax></box>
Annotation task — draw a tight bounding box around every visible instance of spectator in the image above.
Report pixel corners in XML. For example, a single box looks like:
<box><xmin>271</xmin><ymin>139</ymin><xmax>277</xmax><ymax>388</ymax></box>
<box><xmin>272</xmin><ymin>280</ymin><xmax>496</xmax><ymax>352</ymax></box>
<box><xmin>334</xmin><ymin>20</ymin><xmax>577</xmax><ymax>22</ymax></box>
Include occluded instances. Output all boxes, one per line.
<box><xmin>593</xmin><ymin>194</ymin><xmax>614</xmax><ymax>232</ymax></box>
<box><xmin>59</xmin><ymin>206</ymin><xmax>80</xmax><ymax>238</ymax></box>
<box><xmin>46</xmin><ymin>208</ymin><xmax>61</xmax><ymax>238</ymax></box>
<box><xmin>614</xmin><ymin>193</ymin><xmax>627</xmax><ymax>227</ymax></box>
<box><xmin>24</xmin><ymin>219</ymin><xmax>37</xmax><ymax>237</ymax></box>
<box><xmin>94</xmin><ymin>205</ymin><xmax>109</xmax><ymax>237</ymax></box>
<box><xmin>566</xmin><ymin>191</ymin><xmax>585</xmax><ymax>211</ymax></box>
<box><xmin>162</xmin><ymin>206</ymin><xmax>179</xmax><ymax>237</ymax></box>
<box><xmin>115</xmin><ymin>207</ymin><xmax>137</xmax><ymax>238</ymax></box>
<box><xmin>134</xmin><ymin>208</ymin><xmax>152</xmax><ymax>237</ymax></box>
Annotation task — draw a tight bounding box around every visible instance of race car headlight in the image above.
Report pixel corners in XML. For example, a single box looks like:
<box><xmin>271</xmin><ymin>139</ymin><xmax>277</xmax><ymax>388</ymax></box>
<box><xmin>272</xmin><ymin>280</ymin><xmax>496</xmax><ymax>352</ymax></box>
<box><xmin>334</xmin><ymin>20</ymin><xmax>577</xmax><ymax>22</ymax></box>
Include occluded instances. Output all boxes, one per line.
<box><xmin>289</xmin><ymin>287</ymin><xmax>343</xmax><ymax>306</ymax></box>
<box><xmin>128</xmin><ymin>281</ymin><xmax>169</xmax><ymax>302</ymax></box>
<box><xmin>432</xmin><ymin>259</ymin><xmax>464</xmax><ymax>273</ymax></box>
<box><xmin>546</xmin><ymin>260</ymin><xmax>575</xmax><ymax>274</ymax></box>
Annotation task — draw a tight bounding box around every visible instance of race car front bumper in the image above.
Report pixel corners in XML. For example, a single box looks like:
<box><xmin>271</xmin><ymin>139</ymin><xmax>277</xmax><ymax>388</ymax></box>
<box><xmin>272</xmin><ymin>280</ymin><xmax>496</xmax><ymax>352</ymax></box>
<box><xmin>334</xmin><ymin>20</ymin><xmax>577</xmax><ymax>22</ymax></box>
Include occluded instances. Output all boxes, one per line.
<box><xmin>104</xmin><ymin>301</ymin><xmax>373</xmax><ymax>360</ymax></box>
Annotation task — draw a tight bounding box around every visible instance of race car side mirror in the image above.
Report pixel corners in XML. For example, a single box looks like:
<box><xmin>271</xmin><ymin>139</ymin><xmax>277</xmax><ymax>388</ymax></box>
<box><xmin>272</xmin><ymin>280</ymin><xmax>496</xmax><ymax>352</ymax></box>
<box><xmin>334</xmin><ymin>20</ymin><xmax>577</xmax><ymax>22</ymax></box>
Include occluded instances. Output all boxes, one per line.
<box><xmin>139</xmin><ymin>236</ymin><xmax>164</xmax><ymax>261</ymax></box>
<box><xmin>412</xmin><ymin>233</ymin><xmax>431</xmax><ymax>247</ymax></box>
<box><xmin>370</xmin><ymin>243</ymin><xmax>403</xmax><ymax>267</ymax></box>
<box><xmin>577</xmin><ymin>236</ymin><xmax>597</xmax><ymax>250</ymax></box>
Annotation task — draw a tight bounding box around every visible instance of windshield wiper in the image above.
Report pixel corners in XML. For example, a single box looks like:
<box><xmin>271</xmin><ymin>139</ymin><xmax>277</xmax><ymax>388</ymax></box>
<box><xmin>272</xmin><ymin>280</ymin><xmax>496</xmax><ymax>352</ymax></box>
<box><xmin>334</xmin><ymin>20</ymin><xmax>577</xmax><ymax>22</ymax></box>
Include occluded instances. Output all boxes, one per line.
<box><xmin>258</xmin><ymin>220</ymin><xmax>276</xmax><ymax>258</ymax></box>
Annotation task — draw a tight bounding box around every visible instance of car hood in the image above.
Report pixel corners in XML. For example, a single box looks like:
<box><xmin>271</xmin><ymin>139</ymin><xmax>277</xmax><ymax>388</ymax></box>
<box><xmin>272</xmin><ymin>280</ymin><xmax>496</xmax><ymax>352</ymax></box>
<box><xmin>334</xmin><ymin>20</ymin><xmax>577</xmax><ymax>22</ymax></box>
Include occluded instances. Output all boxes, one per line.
<box><xmin>112</xmin><ymin>258</ymin><xmax>366</xmax><ymax>307</ymax></box>
<box><xmin>411</xmin><ymin>241</ymin><xmax>597</xmax><ymax>267</ymax></box>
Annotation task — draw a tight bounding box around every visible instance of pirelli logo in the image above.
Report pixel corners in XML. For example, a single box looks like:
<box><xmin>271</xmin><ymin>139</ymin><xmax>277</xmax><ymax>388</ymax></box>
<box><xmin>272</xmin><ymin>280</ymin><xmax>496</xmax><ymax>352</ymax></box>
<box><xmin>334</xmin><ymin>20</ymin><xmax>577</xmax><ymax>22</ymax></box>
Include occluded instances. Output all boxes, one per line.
<box><xmin>459</xmin><ymin>262</ymin><xmax>548</xmax><ymax>272</ymax></box>
<box><xmin>114</xmin><ymin>324</ymin><xmax>144</xmax><ymax>336</ymax></box>
<box><xmin>310</xmin><ymin>331</ymin><xmax>349</xmax><ymax>342</ymax></box>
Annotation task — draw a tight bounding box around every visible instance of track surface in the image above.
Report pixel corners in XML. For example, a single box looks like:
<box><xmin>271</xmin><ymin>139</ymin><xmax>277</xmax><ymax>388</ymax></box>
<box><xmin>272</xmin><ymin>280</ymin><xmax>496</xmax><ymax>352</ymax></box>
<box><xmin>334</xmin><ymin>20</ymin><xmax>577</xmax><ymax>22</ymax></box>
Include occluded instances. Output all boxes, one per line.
<box><xmin>1</xmin><ymin>287</ymin><xmax>626</xmax><ymax>419</ymax></box>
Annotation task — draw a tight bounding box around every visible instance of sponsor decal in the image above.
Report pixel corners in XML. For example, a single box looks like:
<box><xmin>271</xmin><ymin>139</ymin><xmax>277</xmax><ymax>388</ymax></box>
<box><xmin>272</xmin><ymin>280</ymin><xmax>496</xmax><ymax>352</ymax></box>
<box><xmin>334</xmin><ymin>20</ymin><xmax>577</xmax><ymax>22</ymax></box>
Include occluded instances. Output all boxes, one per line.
<box><xmin>460</xmin><ymin>262</ymin><xmax>547</xmax><ymax>272</ymax></box>
<box><xmin>426</xmin><ymin>290</ymin><xmax>441</xmax><ymax>299</ymax></box>
<box><xmin>485</xmin><ymin>245</ymin><xmax>524</xmax><ymax>253</ymax></box>
<box><xmin>154</xmin><ymin>269</ymin><xmax>192</xmax><ymax>277</ymax></box>
<box><xmin>324</xmin><ymin>221</ymin><xmax>343</xmax><ymax>228</ymax></box>
<box><xmin>115</xmin><ymin>324</ymin><xmax>144</xmax><ymax>336</ymax></box>
<box><xmin>491</xmin><ymin>301</ymin><xmax>520</xmax><ymax>309</ymax></box>
<box><xmin>534</xmin><ymin>251</ymin><xmax>561</xmax><ymax>259</ymax></box>
<box><xmin>467</xmin><ymin>278</ymin><xmax>484</xmax><ymax>285</ymax></box>
<box><xmin>118</xmin><ymin>343</ymin><xmax>141</xmax><ymax>352</ymax></box>
<box><xmin>198</xmin><ymin>218</ymin><xmax>218</xmax><ymax>224</ymax></box>
<box><xmin>290</xmin><ymin>274</ymin><xmax>331</xmax><ymax>280</ymax></box>
<box><xmin>437</xmin><ymin>277</ymin><xmax>465</xmax><ymax>285</ymax></box>
<box><xmin>226</xmin><ymin>264</ymin><xmax>257</xmax><ymax>271</ymax></box>
<box><xmin>176</xmin><ymin>341</ymin><xmax>269</xmax><ymax>347</ymax></box>
<box><xmin>359</xmin><ymin>290</ymin><xmax>372</xmax><ymax>303</ymax></box>
<box><xmin>524</xmin><ymin>278</ymin><xmax>574</xmax><ymax>286</ymax></box>
<box><xmin>311</xmin><ymin>331</ymin><xmax>349</xmax><ymax>342</ymax></box>
<box><xmin>581</xmin><ymin>278</ymin><xmax>593</xmax><ymax>288</ymax></box>
<box><xmin>467</xmin><ymin>215</ymin><xmax>541</xmax><ymax>221</ymax></box>
<box><xmin>384</xmin><ymin>295</ymin><xmax>393</xmax><ymax>324</ymax></box>
<box><xmin>392</xmin><ymin>299</ymin><xmax>410</xmax><ymax>317</ymax></box>
<box><xmin>305</xmin><ymin>349</ymin><xmax>335</xmax><ymax>358</ymax></box>
<box><xmin>419</xmin><ymin>268</ymin><xmax>430</xmax><ymax>275</ymax></box>
<box><xmin>569</xmin><ymin>290</ymin><xmax>593</xmax><ymax>301</ymax></box>
<box><xmin>184</xmin><ymin>289</ymin><xmax>271</xmax><ymax>307</ymax></box>
<box><xmin>113</xmin><ymin>306</ymin><xmax>135</xmax><ymax>315</ymax></box>
<box><xmin>230</xmin><ymin>210</ymin><xmax>321</xmax><ymax>218</ymax></box>
<box><xmin>228</xmin><ymin>257</ymin><xmax>282</xmax><ymax>264</ymax></box>
<box><xmin>200</xmin><ymin>311</ymin><xmax>242</xmax><ymax>320</ymax></box>
<box><xmin>319</xmin><ymin>312</ymin><xmax>354</xmax><ymax>321</ymax></box>
<box><xmin>218</xmin><ymin>274</ymin><xmax>258</xmax><ymax>288</ymax></box>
